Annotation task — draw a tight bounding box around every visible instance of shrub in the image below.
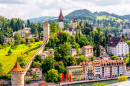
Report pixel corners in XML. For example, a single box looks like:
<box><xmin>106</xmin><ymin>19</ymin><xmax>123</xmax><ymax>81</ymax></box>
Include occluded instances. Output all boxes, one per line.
<box><xmin>117</xmin><ymin>75</ymin><xmax>128</xmax><ymax>82</ymax></box>
<box><xmin>3</xmin><ymin>43</ymin><xmax>9</xmax><ymax>48</ymax></box>
<box><xmin>29</xmin><ymin>38</ymin><xmax>35</xmax><ymax>43</ymax></box>
<box><xmin>25</xmin><ymin>80</ymin><xmax>31</xmax><ymax>85</ymax></box>
<box><xmin>35</xmin><ymin>38</ymin><xmax>40</xmax><ymax>42</ymax></box>
<box><xmin>0</xmin><ymin>44</ymin><xmax>3</xmax><ymax>49</ymax></box>
<box><xmin>21</xmin><ymin>38</ymin><xmax>26</xmax><ymax>44</ymax></box>
<box><xmin>7</xmin><ymin>49</ymin><xmax>12</xmax><ymax>56</ymax></box>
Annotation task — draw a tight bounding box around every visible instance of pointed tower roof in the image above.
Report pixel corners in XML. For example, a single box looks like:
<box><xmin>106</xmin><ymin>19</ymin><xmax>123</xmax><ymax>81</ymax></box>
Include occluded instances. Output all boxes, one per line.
<box><xmin>11</xmin><ymin>61</ymin><xmax>24</xmax><ymax>72</ymax></box>
<box><xmin>73</xmin><ymin>17</ymin><xmax>77</xmax><ymax>22</ymax></box>
<box><xmin>58</xmin><ymin>9</ymin><xmax>64</xmax><ymax>21</ymax></box>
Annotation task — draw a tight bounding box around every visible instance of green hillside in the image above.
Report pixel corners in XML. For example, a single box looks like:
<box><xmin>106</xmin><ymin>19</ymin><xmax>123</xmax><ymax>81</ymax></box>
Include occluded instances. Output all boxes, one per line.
<box><xmin>0</xmin><ymin>41</ymin><xmax>43</xmax><ymax>74</ymax></box>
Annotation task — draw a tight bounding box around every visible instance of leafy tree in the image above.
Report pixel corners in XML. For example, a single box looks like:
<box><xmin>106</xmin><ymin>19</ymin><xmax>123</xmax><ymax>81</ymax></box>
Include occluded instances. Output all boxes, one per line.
<box><xmin>14</xmin><ymin>32</ymin><xmax>21</xmax><ymax>45</ymax></box>
<box><xmin>55</xmin><ymin>61</ymin><xmax>65</xmax><ymax>73</ymax></box>
<box><xmin>34</xmin><ymin>29</ymin><xmax>38</xmax><ymax>36</ymax></box>
<box><xmin>57</xmin><ymin>42</ymin><xmax>71</xmax><ymax>58</ymax></box>
<box><xmin>32</xmin><ymin>61</ymin><xmax>41</xmax><ymax>68</ymax></box>
<box><xmin>111</xmin><ymin>56</ymin><xmax>118</xmax><ymax>60</ymax></box>
<box><xmin>69</xmin><ymin>36</ymin><xmax>75</xmax><ymax>44</ymax></box>
<box><xmin>29</xmin><ymin>38</ymin><xmax>35</xmax><ymax>43</ymax></box>
<box><xmin>41</xmin><ymin>56</ymin><xmax>56</xmax><ymax>73</ymax></box>
<box><xmin>77</xmin><ymin>55</ymin><xmax>88</xmax><ymax>64</ymax></box>
<box><xmin>75</xmin><ymin>32</ymin><xmax>79</xmax><ymax>43</ymax></box>
<box><xmin>3</xmin><ymin>43</ymin><xmax>9</xmax><ymax>48</ymax></box>
<box><xmin>117</xmin><ymin>75</ymin><xmax>128</xmax><ymax>82</ymax></box>
<box><xmin>21</xmin><ymin>38</ymin><xmax>26</xmax><ymax>44</ymax></box>
<box><xmin>91</xmin><ymin>56</ymin><xmax>95</xmax><ymax>61</ymax></box>
<box><xmin>92</xmin><ymin>82</ymin><xmax>107</xmax><ymax>86</ymax></box>
<box><xmin>8</xmin><ymin>41</ymin><xmax>13</xmax><ymax>46</ymax></box>
<box><xmin>0</xmin><ymin>31</ymin><xmax>4</xmax><ymax>45</ymax></box>
<box><xmin>44</xmin><ymin>69</ymin><xmax>61</xmax><ymax>82</ymax></box>
<box><xmin>19</xmin><ymin>61</ymin><xmax>26</xmax><ymax>68</ymax></box>
<box><xmin>77</xmin><ymin>24</ymin><xmax>81</xmax><ymax>29</ymax></box>
<box><xmin>78</xmin><ymin>35</ymin><xmax>90</xmax><ymax>47</ymax></box>
<box><xmin>34</xmin><ymin>55</ymin><xmax>42</xmax><ymax>63</ymax></box>
<box><xmin>30</xmin><ymin>23</ymin><xmax>39</xmax><ymax>34</ymax></box>
<box><xmin>57</xmin><ymin>31</ymin><xmax>69</xmax><ymax>43</ymax></box>
<box><xmin>96</xmin><ymin>44</ymin><xmax>100</xmax><ymax>57</ymax></box>
<box><xmin>27</xmin><ymin>19</ymin><xmax>30</xmax><ymax>27</ymax></box>
<box><xmin>102</xmin><ymin>38</ymin><xmax>106</xmax><ymax>48</ymax></box>
<box><xmin>63</xmin><ymin>56</ymin><xmax>76</xmax><ymax>66</ymax></box>
<box><xmin>125</xmin><ymin>54</ymin><xmax>129</xmax><ymax>64</ymax></box>
<box><xmin>83</xmin><ymin>27</ymin><xmax>91</xmax><ymax>35</ymax></box>
<box><xmin>33</xmin><ymin>73</ymin><xmax>38</xmax><ymax>79</ymax></box>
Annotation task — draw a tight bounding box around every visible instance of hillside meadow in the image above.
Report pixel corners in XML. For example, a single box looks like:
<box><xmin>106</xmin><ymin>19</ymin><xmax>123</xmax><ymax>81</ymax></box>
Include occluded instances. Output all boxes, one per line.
<box><xmin>0</xmin><ymin>41</ymin><xmax>43</xmax><ymax>74</ymax></box>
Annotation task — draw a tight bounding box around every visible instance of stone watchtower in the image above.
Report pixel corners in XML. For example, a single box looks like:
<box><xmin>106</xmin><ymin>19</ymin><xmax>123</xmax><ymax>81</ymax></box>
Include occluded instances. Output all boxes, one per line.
<box><xmin>72</xmin><ymin>18</ymin><xmax>77</xmax><ymax>29</ymax></box>
<box><xmin>11</xmin><ymin>62</ymin><xmax>24</xmax><ymax>86</ymax></box>
<box><xmin>43</xmin><ymin>21</ymin><xmax>50</xmax><ymax>42</ymax></box>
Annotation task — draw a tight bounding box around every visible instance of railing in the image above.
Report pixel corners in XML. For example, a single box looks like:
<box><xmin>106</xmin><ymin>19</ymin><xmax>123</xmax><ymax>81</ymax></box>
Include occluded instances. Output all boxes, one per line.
<box><xmin>24</xmin><ymin>37</ymin><xmax>49</xmax><ymax>74</ymax></box>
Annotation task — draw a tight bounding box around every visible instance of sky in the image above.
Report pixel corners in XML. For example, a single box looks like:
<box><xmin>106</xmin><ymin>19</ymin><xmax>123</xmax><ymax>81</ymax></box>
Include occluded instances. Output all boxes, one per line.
<box><xmin>0</xmin><ymin>0</ymin><xmax>130</xmax><ymax>20</ymax></box>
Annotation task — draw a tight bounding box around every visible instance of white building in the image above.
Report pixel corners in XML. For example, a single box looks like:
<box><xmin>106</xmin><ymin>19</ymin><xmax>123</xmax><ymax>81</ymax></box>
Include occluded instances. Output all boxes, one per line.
<box><xmin>70</xmin><ymin>48</ymin><xmax>77</xmax><ymax>56</ymax></box>
<box><xmin>107</xmin><ymin>37</ymin><xmax>129</xmax><ymax>57</ymax></box>
<box><xmin>123</xmin><ymin>28</ymin><xmax>130</xmax><ymax>34</ymax></box>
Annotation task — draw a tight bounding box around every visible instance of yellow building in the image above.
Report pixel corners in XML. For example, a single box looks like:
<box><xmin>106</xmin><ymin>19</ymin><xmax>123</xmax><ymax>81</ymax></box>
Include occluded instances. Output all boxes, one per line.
<box><xmin>66</xmin><ymin>66</ymin><xmax>83</xmax><ymax>81</ymax></box>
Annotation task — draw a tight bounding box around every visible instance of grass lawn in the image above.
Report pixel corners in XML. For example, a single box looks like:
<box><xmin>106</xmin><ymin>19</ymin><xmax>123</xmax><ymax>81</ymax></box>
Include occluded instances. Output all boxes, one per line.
<box><xmin>0</xmin><ymin>41</ymin><xmax>43</xmax><ymax>74</ymax></box>
<box><xmin>96</xmin><ymin>15</ymin><xmax>116</xmax><ymax>20</ymax></box>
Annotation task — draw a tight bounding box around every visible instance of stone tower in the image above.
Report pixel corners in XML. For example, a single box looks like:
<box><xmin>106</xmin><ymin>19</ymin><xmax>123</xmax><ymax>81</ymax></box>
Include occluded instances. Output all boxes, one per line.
<box><xmin>58</xmin><ymin>9</ymin><xmax>64</xmax><ymax>29</ymax></box>
<box><xmin>11</xmin><ymin>61</ymin><xmax>24</xmax><ymax>86</ymax></box>
<box><xmin>72</xmin><ymin>18</ymin><xmax>77</xmax><ymax>29</ymax></box>
<box><xmin>43</xmin><ymin>21</ymin><xmax>50</xmax><ymax>42</ymax></box>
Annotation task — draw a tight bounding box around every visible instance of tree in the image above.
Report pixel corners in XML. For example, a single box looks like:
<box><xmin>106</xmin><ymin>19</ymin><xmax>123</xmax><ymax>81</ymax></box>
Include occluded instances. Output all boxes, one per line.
<box><xmin>44</xmin><ymin>69</ymin><xmax>61</xmax><ymax>82</ymax></box>
<box><xmin>0</xmin><ymin>31</ymin><xmax>4</xmax><ymax>45</ymax></box>
<box><xmin>68</xmin><ymin>36</ymin><xmax>75</xmax><ymax>44</ymax></box>
<box><xmin>92</xmin><ymin>82</ymin><xmax>107</xmax><ymax>86</ymax></box>
<box><xmin>33</xmin><ymin>73</ymin><xmax>38</xmax><ymax>79</ymax></box>
<box><xmin>34</xmin><ymin>55</ymin><xmax>42</xmax><ymax>63</ymax></box>
<box><xmin>77</xmin><ymin>55</ymin><xmax>88</xmax><ymax>64</ymax></box>
<box><xmin>78</xmin><ymin>35</ymin><xmax>90</xmax><ymax>47</ymax></box>
<box><xmin>83</xmin><ymin>27</ymin><xmax>91</xmax><ymax>35</ymax></box>
<box><xmin>25</xmin><ymin>80</ymin><xmax>31</xmax><ymax>85</ymax></box>
<box><xmin>77</xmin><ymin>24</ymin><xmax>81</xmax><ymax>29</ymax></box>
<box><xmin>34</xmin><ymin>29</ymin><xmax>38</xmax><ymax>36</ymax></box>
<box><xmin>57</xmin><ymin>42</ymin><xmax>71</xmax><ymax>58</ymax></box>
<box><xmin>63</xmin><ymin>56</ymin><xmax>76</xmax><ymax>66</ymax></box>
<box><xmin>96</xmin><ymin>44</ymin><xmax>100</xmax><ymax>57</ymax></box>
<box><xmin>57</xmin><ymin>31</ymin><xmax>69</xmax><ymax>43</ymax></box>
<box><xmin>29</xmin><ymin>38</ymin><xmax>35</xmax><ymax>43</ymax></box>
<box><xmin>41</xmin><ymin>56</ymin><xmax>56</xmax><ymax>73</ymax></box>
<box><xmin>8</xmin><ymin>41</ymin><xmax>13</xmax><ymax>46</ymax></box>
<box><xmin>111</xmin><ymin>56</ymin><xmax>118</xmax><ymax>60</ymax></box>
<box><xmin>117</xmin><ymin>75</ymin><xmax>128</xmax><ymax>82</ymax></box>
<box><xmin>55</xmin><ymin>61</ymin><xmax>65</xmax><ymax>73</ymax></box>
<box><xmin>125</xmin><ymin>54</ymin><xmax>129</xmax><ymax>64</ymax></box>
<box><xmin>32</xmin><ymin>61</ymin><xmax>41</xmax><ymax>68</ymax></box>
<box><xmin>21</xmin><ymin>38</ymin><xmax>26</xmax><ymax>44</ymax></box>
<box><xmin>14</xmin><ymin>33</ymin><xmax>21</xmax><ymax>45</ymax></box>
<box><xmin>27</xmin><ymin>20</ymin><xmax>30</xmax><ymax>27</ymax></box>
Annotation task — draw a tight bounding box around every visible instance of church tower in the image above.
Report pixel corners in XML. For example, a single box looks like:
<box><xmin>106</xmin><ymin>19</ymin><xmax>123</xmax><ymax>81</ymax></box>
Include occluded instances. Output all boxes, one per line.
<box><xmin>58</xmin><ymin>9</ymin><xmax>64</xmax><ymax>29</ymax></box>
<box><xmin>43</xmin><ymin>21</ymin><xmax>50</xmax><ymax>42</ymax></box>
<box><xmin>11</xmin><ymin>62</ymin><xmax>24</xmax><ymax>86</ymax></box>
<box><xmin>72</xmin><ymin>18</ymin><xmax>77</xmax><ymax>29</ymax></box>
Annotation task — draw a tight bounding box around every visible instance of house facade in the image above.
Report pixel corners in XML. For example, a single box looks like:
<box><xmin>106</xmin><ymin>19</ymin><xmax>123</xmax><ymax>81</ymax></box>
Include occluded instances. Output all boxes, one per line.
<box><xmin>80</xmin><ymin>45</ymin><xmax>93</xmax><ymax>57</ymax></box>
<box><xmin>107</xmin><ymin>37</ymin><xmax>129</xmax><ymax>57</ymax></box>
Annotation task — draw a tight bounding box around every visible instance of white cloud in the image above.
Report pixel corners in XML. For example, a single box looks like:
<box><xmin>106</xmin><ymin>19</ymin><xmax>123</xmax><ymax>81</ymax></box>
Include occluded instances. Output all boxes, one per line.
<box><xmin>0</xmin><ymin>0</ymin><xmax>130</xmax><ymax>20</ymax></box>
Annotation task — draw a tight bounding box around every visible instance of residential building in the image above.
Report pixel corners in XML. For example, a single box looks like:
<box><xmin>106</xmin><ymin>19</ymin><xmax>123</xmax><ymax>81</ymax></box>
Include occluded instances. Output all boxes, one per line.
<box><xmin>100</xmin><ymin>45</ymin><xmax>106</xmax><ymax>55</ymax></box>
<box><xmin>100</xmin><ymin>54</ymin><xmax>110</xmax><ymax>60</ymax></box>
<box><xmin>66</xmin><ymin>66</ymin><xmax>84</xmax><ymax>81</ymax></box>
<box><xmin>25</xmin><ymin>68</ymin><xmax>42</xmax><ymax>80</ymax></box>
<box><xmin>79</xmin><ymin>60</ymin><xmax>126</xmax><ymax>79</ymax></box>
<box><xmin>70</xmin><ymin>48</ymin><xmax>77</xmax><ymax>56</ymax></box>
<box><xmin>107</xmin><ymin>37</ymin><xmax>129</xmax><ymax>57</ymax></box>
<box><xmin>80</xmin><ymin>45</ymin><xmax>93</xmax><ymax>57</ymax></box>
<box><xmin>39</xmin><ymin>49</ymin><xmax>54</xmax><ymax>59</ymax></box>
<box><xmin>13</xmin><ymin>28</ymin><xmax>30</xmax><ymax>37</ymax></box>
<box><xmin>4</xmin><ymin>38</ymin><xmax>14</xmax><ymax>43</ymax></box>
<box><xmin>58</xmin><ymin>9</ymin><xmax>64</xmax><ymax>29</ymax></box>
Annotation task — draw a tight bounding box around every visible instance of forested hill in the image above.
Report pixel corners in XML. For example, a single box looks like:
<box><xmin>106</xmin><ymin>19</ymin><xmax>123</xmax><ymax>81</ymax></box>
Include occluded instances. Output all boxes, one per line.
<box><xmin>65</xmin><ymin>9</ymin><xmax>130</xmax><ymax>21</ymax></box>
<box><xmin>24</xmin><ymin>16</ymin><xmax>58</xmax><ymax>24</ymax></box>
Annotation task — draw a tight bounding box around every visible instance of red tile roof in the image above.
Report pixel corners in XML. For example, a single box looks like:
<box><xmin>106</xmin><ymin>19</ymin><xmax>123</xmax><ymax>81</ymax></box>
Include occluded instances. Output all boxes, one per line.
<box><xmin>11</xmin><ymin>62</ymin><xmax>24</xmax><ymax>72</ymax></box>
